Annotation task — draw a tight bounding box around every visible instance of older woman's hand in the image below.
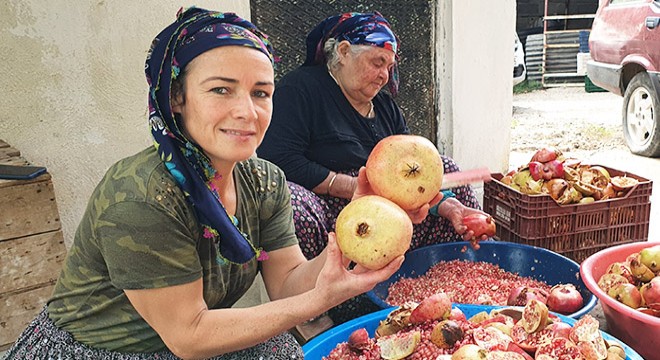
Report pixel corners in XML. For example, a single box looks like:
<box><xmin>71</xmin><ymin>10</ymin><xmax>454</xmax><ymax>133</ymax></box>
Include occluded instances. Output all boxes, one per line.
<box><xmin>352</xmin><ymin>167</ymin><xmax>442</xmax><ymax>224</ymax></box>
<box><xmin>437</xmin><ymin>198</ymin><xmax>492</xmax><ymax>241</ymax></box>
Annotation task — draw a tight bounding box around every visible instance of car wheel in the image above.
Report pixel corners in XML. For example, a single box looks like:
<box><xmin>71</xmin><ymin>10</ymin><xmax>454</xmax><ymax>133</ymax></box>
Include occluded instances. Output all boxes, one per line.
<box><xmin>622</xmin><ymin>72</ymin><xmax>660</xmax><ymax>157</ymax></box>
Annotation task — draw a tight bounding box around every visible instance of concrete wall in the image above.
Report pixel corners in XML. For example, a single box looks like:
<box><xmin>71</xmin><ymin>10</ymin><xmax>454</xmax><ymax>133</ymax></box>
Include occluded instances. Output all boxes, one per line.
<box><xmin>437</xmin><ymin>0</ymin><xmax>516</xmax><ymax>200</ymax></box>
<box><xmin>1</xmin><ymin>0</ymin><xmax>512</xmax><ymax>247</ymax></box>
<box><xmin>0</xmin><ymin>1</ymin><xmax>249</xmax><ymax>247</ymax></box>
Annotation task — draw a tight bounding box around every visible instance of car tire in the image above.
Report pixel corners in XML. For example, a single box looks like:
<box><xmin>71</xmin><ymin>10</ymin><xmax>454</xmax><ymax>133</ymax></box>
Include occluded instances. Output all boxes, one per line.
<box><xmin>622</xmin><ymin>72</ymin><xmax>660</xmax><ymax>157</ymax></box>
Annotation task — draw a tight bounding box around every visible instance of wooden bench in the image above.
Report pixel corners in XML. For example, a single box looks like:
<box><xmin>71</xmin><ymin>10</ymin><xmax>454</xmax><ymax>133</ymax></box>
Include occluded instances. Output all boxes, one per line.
<box><xmin>0</xmin><ymin>139</ymin><xmax>66</xmax><ymax>351</ymax></box>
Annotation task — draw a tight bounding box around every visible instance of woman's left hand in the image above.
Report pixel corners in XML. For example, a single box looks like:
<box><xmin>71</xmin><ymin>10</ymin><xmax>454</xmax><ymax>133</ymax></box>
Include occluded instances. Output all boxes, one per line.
<box><xmin>352</xmin><ymin>167</ymin><xmax>441</xmax><ymax>224</ymax></box>
<box><xmin>314</xmin><ymin>233</ymin><xmax>403</xmax><ymax>305</ymax></box>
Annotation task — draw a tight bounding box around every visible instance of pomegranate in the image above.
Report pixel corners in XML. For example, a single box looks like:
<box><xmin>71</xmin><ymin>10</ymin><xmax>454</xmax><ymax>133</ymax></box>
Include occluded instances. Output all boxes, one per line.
<box><xmin>569</xmin><ymin>315</ymin><xmax>607</xmax><ymax>358</ymax></box>
<box><xmin>377</xmin><ymin>330</ymin><xmax>421</xmax><ymax>360</ymax></box>
<box><xmin>409</xmin><ymin>292</ymin><xmax>452</xmax><ymax>324</ymax></box>
<box><xmin>347</xmin><ymin>328</ymin><xmax>370</xmax><ymax>351</ymax></box>
<box><xmin>577</xmin><ymin>339</ymin><xmax>608</xmax><ymax>360</ymax></box>
<box><xmin>365</xmin><ymin>134</ymin><xmax>443</xmax><ymax>210</ymax></box>
<box><xmin>529</xmin><ymin>160</ymin><xmax>565</xmax><ymax>181</ymax></box>
<box><xmin>530</xmin><ymin>147</ymin><xmax>561</xmax><ymax>163</ymax></box>
<box><xmin>534</xmin><ymin>337</ymin><xmax>582</xmax><ymax>359</ymax></box>
<box><xmin>528</xmin><ymin>161</ymin><xmax>544</xmax><ymax>181</ymax></box>
<box><xmin>605</xmin><ymin>261</ymin><xmax>635</xmax><ymax>284</ymax></box>
<box><xmin>639</xmin><ymin>244</ymin><xmax>660</xmax><ymax>273</ymax></box>
<box><xmin>510</xmin><ymin>324</ymin><xmax>554</xmax><ymax>354</ymax></box>
<box><xmin>335</xmin><ymin>195</ymin><xmax>413</xmax><ymax>270</ymax></box>
<box><xmin>486</xmin><ymin>351</ymin><xmax>527</xmax><ymax>360</ymax></box>
<box><xmin>542</xmin><ymin>178</ymin><xmax>569</xmax><ymax>200</ymax></box>
<box><xmin>520</xmin><ymin>298</ymin><xmax>549</xmax><ymax>333</ymax></box>
<box><xmin>597</xmin><ymin>273</ymin><xmax>630</xmax><ymax>293</ymax></box>
<box><xmin>547</xmin><ymin>321</ymin><xmax>572</xmax><ymax>339</ymax></box>
<box><xmin>462</xmin><ymin>213</ymin><xmax>497</xmax><ymax>239</ymax></box>
<box><xmin>473</xmin><ymin>326</ymin><xmax>512</xmax><ymax>351</ymax></box>
<box><xmin>506</xmin><ymin>343</ymin><xmax>534</xmax><ymax>360</ymax></box>
<box><xmin>448</xmin><ymin>307</ymin><xmax>467</xmax><ymax>321</ymax></box>
<box><xmin>506</xmin><ymin>286</ymin><xmax>548</xmax><ymax>307</ymax></box>
<box><xmin>629</xmin><ymin>252</ymin><xmax>655</xmax><ymax>282</ymax></box>
<box><xmin>608</xmin><ymin>283</ymin><xmax>642</xmax><ymax>309</ymax></box>
<box><xmin>640</xmin><ymin>276</ymin><xmax>660</xmax><ymax>306</ymax></box>
<box><xmin>430</xmin><ymin>319</ymin><xmax>464</xmax><ymax>348</ymax></box>
<box><xmin>546</xmin><ymin>284</ymin><xmax>584</xmax><ymax>315</ymax></box>
<box><xmin>451</xmin><ymin>344</ymin><xmax>488</xmax><ymax>360</ymax></box>
<box><xmin>605</xmin><ymin>340</ymin><xmax>626</xmax><ymax>359</ymax></box>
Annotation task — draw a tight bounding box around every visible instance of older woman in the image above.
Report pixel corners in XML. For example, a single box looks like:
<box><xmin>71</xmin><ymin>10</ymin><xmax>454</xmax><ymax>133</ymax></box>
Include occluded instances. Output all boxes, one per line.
<box><xmin>257</xmin><ymin>12</ymin><xmax>491</xmax><ymax>324</ymax></box>
<box><xmin>2</xmin><ymin>8</ymin><xmax>423</xmax><ymax>360</ymax></box>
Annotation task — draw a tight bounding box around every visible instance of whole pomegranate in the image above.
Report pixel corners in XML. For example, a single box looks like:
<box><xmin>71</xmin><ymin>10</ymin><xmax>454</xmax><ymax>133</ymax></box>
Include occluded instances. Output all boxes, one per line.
<box><xmin>366</xmin><ymin>135</ymin><xmax>443</xmax><ymax>210</ymax></box>
<box><xmin>335</xmin><ymin>195</ymin><xmax>413</xmax><ymax>270</ymax></box>
<box><xmin>640</xmin><ymin>276</ymin><xmax>660</xmax><ymax>306</ymax></box>
<box><xmin>546</xmin><ymin>284</ymin><xmax>584</xmax><ymax>315</ymax></box>
<box><xmin>608</xmin><ymin>283</ymin><xmax>642</xmax><ymax>309</ymax></box>
<box><xmin>462</xmin><ymin>214</ymin><xmax>497</xmax><ymax>239</ymax></box>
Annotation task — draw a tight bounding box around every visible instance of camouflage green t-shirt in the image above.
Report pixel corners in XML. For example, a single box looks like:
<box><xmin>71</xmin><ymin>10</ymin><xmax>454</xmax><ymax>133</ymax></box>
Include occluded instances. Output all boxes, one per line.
<box><xmin>47</xmin><ymin>147</ymin><xmax>298</xmax><ymax>353</ymax></box>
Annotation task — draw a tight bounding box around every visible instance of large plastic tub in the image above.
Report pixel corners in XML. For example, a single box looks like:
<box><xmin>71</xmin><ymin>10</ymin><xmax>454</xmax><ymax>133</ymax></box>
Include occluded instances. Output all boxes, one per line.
<box><xmin>302</xmin><ymin>304</ymin><xmax>643</xmax><ymax>360</ymax></box>
<box><xmin>367</xmin><ymin>241</ymin><xmax>597</xmax><ymax>319</ymax></box>
<box><xmin>581</xmin><ymin>241</ymin><xmax>660</xmax><ymax>360</ymax></box>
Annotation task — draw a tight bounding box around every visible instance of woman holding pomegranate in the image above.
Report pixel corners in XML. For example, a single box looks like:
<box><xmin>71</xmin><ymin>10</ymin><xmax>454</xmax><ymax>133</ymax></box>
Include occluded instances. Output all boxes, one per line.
<box><xmin>257</xmin><ymin>12</ymin><xmax>492</xmax><ymax>324</ymax></box>
<box><xmin>3</xmin><ymin>8</ymin><xmax>426</xmax><ymax>360</ymax></box>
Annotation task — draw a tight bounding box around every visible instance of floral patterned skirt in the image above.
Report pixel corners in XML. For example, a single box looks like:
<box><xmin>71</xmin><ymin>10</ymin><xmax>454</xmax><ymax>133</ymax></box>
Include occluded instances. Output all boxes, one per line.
<box><xmin>288</xmin><ymin>155</ymin><xmax>482</xmax><ymax>324</ymax></box>
<box><xmin>3</xmin><ymin>306</ymin><xmax>303</xmax><ymax>360</ymax></box>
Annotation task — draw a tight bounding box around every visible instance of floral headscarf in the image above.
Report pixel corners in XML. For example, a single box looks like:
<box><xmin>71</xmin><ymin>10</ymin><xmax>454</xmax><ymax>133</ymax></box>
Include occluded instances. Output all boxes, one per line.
<box><xmin>145</xmin><ymin>7</ymin><xmax>274</xmax><ymax>264</ymax></box>
<box><xmin>304</xmin><ymin>12</ymin><xmax>399</xmax><ymax>96</ymax></box>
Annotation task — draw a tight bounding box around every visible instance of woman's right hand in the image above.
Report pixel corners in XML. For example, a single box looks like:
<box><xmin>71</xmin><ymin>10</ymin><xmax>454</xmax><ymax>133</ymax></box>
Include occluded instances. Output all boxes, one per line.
<box><xmin>314</xmin><ymin>232</ymin><xmax>403</xmax><ymax>305</ymax></box>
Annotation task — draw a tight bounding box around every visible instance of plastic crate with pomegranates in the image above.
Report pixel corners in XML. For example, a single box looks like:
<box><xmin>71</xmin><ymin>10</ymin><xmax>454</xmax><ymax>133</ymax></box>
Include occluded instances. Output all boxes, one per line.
<box><xmin>483</xmin><ymin>165</ymin><xmax>652</xmax><ymax>263</ymax></box>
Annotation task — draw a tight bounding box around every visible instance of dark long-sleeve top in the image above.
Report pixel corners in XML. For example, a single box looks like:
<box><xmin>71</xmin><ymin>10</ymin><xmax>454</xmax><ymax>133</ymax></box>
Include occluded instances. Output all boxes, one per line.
<box><xmin>257</xmin><ymin>65</ymin><xmax>409</xmax><ymax>190</ymax></box>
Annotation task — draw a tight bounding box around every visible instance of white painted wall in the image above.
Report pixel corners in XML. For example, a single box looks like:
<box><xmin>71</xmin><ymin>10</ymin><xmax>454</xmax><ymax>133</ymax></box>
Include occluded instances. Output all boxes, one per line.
<box><xmin>437</xmin><ymin>0</ymin><xmax>516</xmax><ymax>202</ymax></box>
<box><xmin>0</xmin><ymin>1</ymin><xmax>250</xmax><ymax>247</ymax></box>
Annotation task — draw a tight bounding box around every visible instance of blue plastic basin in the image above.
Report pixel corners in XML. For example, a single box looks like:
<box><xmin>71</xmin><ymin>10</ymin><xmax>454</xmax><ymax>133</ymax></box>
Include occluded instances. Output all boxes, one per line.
<box><xmin>302</xmin><ymin>304</ymin><xmax>642</xmax><ymax>360</ymax></box>
<box><xmin>366</xmin><ymin>241</ymin><xmax>597</xmax><ymax>319</ymax></box>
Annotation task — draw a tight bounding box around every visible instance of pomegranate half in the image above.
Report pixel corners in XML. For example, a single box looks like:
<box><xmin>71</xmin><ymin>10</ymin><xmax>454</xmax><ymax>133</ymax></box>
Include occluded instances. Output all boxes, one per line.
<box><xmin>335</xmin><ymin>195</ymin><xmax>413</xmax><ymax>270</ymax></box>
<box><xmin>366</xmin><ymin>135</ymin><xmax>443</xmax><ymax>210</ymax></box>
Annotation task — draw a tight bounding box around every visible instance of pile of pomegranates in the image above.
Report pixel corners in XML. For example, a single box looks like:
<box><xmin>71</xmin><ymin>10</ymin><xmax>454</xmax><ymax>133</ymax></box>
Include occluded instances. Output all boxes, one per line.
<box><xmin>597</xmin><ymin>244</ymin><xmax>660</xmax><ymax>317</ymax></box>
<box><xmin>501</xmin><ymin>147</ymin><xmax>640</xmax><ymax>205</ymax></box>
<box><xmin>507</xmin><ymin>284</ymin><xmax>584</xmax><ymax>316</ymax></box>
<box><xmin>323</xmin><ymin>293</ymin><xmax>627</xmax><ymax>360</ymax></box>
<box><xmin>336</xmin><ymin>135</ymin><xmax>443</xmax><ymax>270</ymax></box>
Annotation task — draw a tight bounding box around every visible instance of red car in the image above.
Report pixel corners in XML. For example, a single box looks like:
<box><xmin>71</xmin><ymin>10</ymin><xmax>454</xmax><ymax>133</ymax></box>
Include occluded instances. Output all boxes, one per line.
<box><xmin>587</xmin><ymin>0</ymin><xmax>660</xmax><ymax>157</ymax></box>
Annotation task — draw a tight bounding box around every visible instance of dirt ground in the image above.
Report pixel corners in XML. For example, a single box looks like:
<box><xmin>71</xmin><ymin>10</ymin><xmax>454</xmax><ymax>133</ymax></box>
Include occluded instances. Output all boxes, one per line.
<box><xmin>511</xmin><ymin>86</ymin><xmax>626</xmax><ymax>157</ymax></box>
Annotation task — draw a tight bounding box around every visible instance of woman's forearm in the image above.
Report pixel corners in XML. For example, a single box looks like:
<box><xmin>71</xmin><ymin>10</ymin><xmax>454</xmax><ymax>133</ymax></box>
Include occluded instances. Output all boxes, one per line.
<box><xmin>312</xmin><ymin>172</ymin><xmax>357</xmax><ymax>199</ymax></box>
<box><xmin>186</xmin><ymin>290</ymin><xmax>330</xmax><ymax>359</ymax></box>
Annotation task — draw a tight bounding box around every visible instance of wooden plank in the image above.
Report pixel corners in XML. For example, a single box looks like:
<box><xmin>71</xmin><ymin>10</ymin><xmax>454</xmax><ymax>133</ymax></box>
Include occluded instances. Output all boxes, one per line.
<box><xmin>0</xmin><ymin>179</ymin><xmax>60</xmax><ymax>240</ymax></box>
<box><xmin>0</xmin><ymin>147</ymin><xmax>20</xmax><ymax>160</ymax></box>
<box><xmin>0</xmin><ymin>285</ymin><xmax>54</xmax><ymax>351</ymax></box>
<box><xmin>0</xmin><ymin>172</ymin><xmax>51</xmax><ymax>189</ymax></box>
<box><xmin>0</xmin><ymin>230</ymin><xmax>65</xmax><ymax>293</ymax></box>
<box><xmin>0</xmin><ymin>158</ymin><xmax>29</xmax><ymax>166</ymax></box>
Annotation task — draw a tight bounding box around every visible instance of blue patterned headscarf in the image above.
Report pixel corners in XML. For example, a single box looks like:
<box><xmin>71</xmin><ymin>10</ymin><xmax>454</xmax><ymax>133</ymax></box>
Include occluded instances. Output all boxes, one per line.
<box><xmin>145</xmin><ymin>7</ymin><xmax>274</xmax><ymax>264</ymax></box>
<box><xmin>304</xmin><ymin>12</ymin><xmax>399</xmax><ymax>96</ymax></box>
